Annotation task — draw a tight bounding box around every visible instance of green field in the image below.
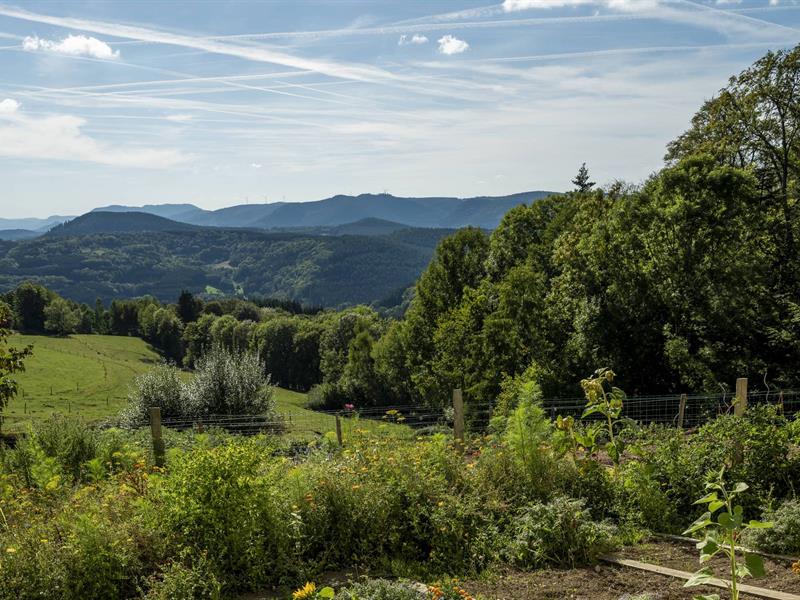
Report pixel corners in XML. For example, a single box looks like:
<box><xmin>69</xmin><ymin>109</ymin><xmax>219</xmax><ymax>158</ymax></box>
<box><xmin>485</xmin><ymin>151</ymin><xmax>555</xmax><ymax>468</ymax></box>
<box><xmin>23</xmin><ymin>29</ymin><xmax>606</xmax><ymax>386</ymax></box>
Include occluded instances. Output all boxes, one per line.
<box><xmin>4</xmin><ymin>334</ymin><xmax>404</xmax><ymax>440</ymax></box>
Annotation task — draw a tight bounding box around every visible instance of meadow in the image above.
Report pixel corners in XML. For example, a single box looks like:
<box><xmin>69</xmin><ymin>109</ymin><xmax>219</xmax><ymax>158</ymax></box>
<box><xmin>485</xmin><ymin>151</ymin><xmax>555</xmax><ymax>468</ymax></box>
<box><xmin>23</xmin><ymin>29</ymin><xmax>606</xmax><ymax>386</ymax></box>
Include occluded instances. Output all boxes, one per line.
<box><xmin>3</xmin><ymin>334</ymin><xmax>405</xmax><ymax>441</ymax></box>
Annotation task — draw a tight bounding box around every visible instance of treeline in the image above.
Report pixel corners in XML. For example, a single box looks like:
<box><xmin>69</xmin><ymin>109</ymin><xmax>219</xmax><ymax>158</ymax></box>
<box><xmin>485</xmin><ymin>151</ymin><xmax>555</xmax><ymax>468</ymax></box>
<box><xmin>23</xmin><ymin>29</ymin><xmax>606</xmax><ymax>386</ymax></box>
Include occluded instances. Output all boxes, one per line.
<box><xmin>0</xmin><ymin>282</ymin><xmax>384</xmax><ymax>397</ymax></box>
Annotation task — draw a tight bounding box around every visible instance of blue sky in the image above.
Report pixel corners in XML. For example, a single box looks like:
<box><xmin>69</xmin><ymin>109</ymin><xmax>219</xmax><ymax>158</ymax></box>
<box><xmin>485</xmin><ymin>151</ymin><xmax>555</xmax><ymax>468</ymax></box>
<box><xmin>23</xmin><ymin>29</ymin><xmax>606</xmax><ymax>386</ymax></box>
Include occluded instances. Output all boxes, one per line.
<box><xmin>0</xmin><ymin>0</ymin><xmax>797</xmax><ymax>218</ymax></box>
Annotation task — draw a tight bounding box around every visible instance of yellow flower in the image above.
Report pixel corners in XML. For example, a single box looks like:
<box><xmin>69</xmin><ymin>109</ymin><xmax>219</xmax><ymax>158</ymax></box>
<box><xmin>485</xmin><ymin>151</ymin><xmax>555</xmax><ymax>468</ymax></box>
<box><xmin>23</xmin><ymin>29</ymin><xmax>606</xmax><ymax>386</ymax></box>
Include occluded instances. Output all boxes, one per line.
<box><xmin>5</xmin><ymin>547</ymin><xmax>16</xmax><ymax>553</ymax></box>
<box><xmin>293</xmin><ymin>582</ymin><xmax>317</xmax><ymax>600</ymax></box>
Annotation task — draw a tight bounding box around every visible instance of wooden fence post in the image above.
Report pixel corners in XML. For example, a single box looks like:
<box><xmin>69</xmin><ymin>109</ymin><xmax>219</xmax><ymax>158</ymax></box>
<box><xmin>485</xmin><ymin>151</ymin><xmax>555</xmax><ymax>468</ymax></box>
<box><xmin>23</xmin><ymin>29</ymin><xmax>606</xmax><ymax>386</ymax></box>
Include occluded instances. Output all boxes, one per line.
<box><xmin>149</xmin><ymin>407</ymin><xmax>165</xmax><ymax>468</ymax></box>
<box><xmin>735</xmin><ymin>378</ymin><xmax>748</xmax><ymax>417</ymax></box>
<box><xmin>453</xmin><ymin>388</ymin><xmax>465</xmax><ymax>448</ymax></box>
<box><xmin>678</xmin><ymin>394</ymin><xmax>687</xmax><ymax>429</ymax></box>
<box><xmin>335</xmin><ymin>415</ymin><xmax>343</xmax><ymax>447</ymax></box>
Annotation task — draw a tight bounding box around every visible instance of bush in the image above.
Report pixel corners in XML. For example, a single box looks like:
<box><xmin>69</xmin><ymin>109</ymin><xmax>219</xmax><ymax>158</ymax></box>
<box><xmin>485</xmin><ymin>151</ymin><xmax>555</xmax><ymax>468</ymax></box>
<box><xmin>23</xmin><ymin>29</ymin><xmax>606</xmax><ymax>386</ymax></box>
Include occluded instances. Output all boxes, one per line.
<box><xmin>742</xmin><ymin>499</ymin><xmax>800</xmax><ymax>554</ymax></box>
<box><xmin>153</xmin><ymin>442</ymin><xmax>292</xmax><ymax>592</ymax></box>
<box><xmin>32</xmin><ymin>414</ymin><xmax>98</xmax><ymax>483</ymax></box>
<box><xmin>121</xmin><ymin>363</ymin><xmax>185</xmax><ymax>426</ymax></box>
<box><xmin>613</xmin><ymin>461</ymin><xmax>677</xmax><ymax>533</ymax></box>
<box><xmin>121</xmin><ymin>347</ymin><xmax>277</xmax><ymax>426</ymax></box>
<box><xmin>635</xmin><ymin>407</ymin><xmax>799</xmax><ymax>525</ymax></box>
<box><xmin>183</xmin><ymin>346</ymin><xmax>274</xmax><ymax>416</ymax></box>
<box><xmin>142</xmin><ymin>552</ymin><xmax>223</xmax><ymax>600</ymax></box>
<box><xmin>338</xmin><ymin>579</ymin><xmax>425</xmax><ymax>599</ymax></box>
<box><xmin>504</xmin><ymin>496</ymin><xmax>618</xmax><ymax>567</ymax></box>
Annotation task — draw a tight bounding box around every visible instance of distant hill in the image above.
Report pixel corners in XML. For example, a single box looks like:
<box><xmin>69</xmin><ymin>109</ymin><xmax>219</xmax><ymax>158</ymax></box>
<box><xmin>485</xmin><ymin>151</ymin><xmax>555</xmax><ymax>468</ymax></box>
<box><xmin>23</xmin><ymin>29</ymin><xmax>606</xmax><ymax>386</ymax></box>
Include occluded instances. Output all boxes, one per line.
<box><xmin>0</xmin><ymin>229</ymin><xmax>39</xmax><ymax>241</ymax></box>
<box><xmin>92</xmin><ymin>191</ymin><xmax>555</xmax><ymax>230</ymax></box>
<box><xmin>0</xmin><ymin>226</ymin><xmax>456</xmax><ymax>307</ymax></box>
<box><xmin>0</xmin><ymin>215</ymin><xmax>73</xmax><ymax>232</ymax></box>
<box><xmin>46</xmin><ymin>211</ymin><xmax>201</xmax><ymax>237</ymax></box>
<box><xmin>90</xmin><ymin>203</ymin><xmax>204</xmax><ymax>221</ymax></box>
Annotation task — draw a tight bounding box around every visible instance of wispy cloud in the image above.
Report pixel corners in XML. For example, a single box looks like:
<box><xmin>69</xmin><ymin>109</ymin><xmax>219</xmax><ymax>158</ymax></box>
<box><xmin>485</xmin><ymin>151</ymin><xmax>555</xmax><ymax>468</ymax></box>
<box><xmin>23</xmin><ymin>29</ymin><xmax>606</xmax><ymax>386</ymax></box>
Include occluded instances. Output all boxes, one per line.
<box><xmin>503</xmin><ymin>0</ymin><xmax>658</xmax><ymax>10</ymax></box>
<box><xmin>165</xmin><ymin>113</ymin><xmax>193</xmax><ymax>122</ymax></box>
<box><xmin>438</xmin><ymin>35</ymin><xmax>469</xmax><ymax>55</ymax></box>
<box><xmin>0</xmin><ymin>104</ymin><xmax>189</xmax><ymax>168</ymax></box>
<box><xmin>0</xmin><ymin>4</ymin><xmax>398</xmax><ymax>83</ymax></box>
<box><xmin>398</xmin><ymin>34</ymin><xmax>429</xmax><ymax>45</ymax></box>
<box><xmin>22</xmin><ymin>34</ymin><xmax>120</xmax><ymax>59</ymax></box>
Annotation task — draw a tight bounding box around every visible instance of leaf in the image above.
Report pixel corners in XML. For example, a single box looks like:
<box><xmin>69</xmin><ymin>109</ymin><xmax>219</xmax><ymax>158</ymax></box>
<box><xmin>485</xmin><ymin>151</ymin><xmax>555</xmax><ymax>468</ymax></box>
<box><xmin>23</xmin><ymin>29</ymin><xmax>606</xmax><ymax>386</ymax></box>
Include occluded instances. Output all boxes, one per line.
<box><xmin>734</xmin><ymin>561</ymin><xmax>752</xmax><ymax>580</ymax></box>
<box><xmin>684</xmin><ymin>513</ymin><xmax>713</xmax><ymax>535</ymax></box>
<box><xmin>732</xmin><ymin>482</ymin><xmax>749</xmax><ymax>493</ymax></box>
<box><xmin>718</xmin><ymin>512</ymin><xmax>735</xmax><ymax>530</ymax></box>
<box><xmin>684</xmin><ymin>568</ymin><xmax>716</xmax><ymax>587</ymax></box>
<box><xmin>746</xmin><ymin>520</ymin><xmax>774</xmax><ymax>529</ymax></box>
<box><xmin>318</xmin><ymin>587</ymin><xmax>336</xmax><ymax>599</ymax></box>
<box><xmin>745</xmin><ymin>553</ymin><xmax>766</xmax><ymax>578</ymax></box>
<box><xmin>692</xmin><ymin>595</ymin><xmax>720</xmax><ymax>600</ymax></box>
<box><xmin>708</xmin><ymin>500</ymin><xmax>725</xmax><ymax>513</ymax></box>
<box><xmin>694</xmin><ymin>492</ymin><xmax>719</xmax><ymax>505</ymax></box>
<box><xmin>582</xmin><ymin>405</ymin><xmax>603</xmax><ymax>418</ymax></box>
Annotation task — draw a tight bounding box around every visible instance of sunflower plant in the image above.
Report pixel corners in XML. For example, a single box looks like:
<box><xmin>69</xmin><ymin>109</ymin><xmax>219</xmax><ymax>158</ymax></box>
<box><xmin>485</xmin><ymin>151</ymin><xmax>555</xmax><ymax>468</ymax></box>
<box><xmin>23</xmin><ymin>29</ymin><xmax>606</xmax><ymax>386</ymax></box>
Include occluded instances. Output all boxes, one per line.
<box><xmin>683</xmin><ymin>469</ymin><xmax>773</xmax><ymax>600</ymax></box>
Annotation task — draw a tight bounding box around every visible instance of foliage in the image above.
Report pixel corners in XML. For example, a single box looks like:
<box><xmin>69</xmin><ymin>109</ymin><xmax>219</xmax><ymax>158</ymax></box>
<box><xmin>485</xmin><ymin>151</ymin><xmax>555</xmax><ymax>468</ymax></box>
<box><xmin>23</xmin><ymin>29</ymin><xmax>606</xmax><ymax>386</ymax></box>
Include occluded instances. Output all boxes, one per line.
<box><xmin>683</xmin><ymin>470</ymin><xmax>773</xmax><ymax>600</ymax></box>
<box><xmin>0</xmin><ymin>302</ymin><xmax>31</xmax><ymax>430</ymax></box>
<box><xmin>742</xmin><ymin>499</ymin><xmax>800</xmax><ymax>555</ymax></box>
<box><xmin>504</xmin><ymin>496</ymin><xmax>618</xmax><ymax>568</ymax></box>
<box><xmin>579</xmin><ymin>368</ymin><xmax>627</xmax><ymax>465</ymax></box>
<box><xmin>43</xmin><ymin>297</ymin><xmax>81</xmax><ymax>336</ymax></box>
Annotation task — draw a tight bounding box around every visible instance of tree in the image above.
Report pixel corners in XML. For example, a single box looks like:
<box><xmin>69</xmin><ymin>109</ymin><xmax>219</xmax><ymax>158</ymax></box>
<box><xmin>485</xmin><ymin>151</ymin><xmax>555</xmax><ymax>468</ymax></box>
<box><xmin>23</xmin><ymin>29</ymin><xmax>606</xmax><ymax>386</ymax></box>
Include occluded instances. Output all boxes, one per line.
<box><xmin>666</xmin><ymin>45</ymin><xmax>800</xmax><ymax>286</ymax></box>
<box><xmin>44</xmin><ymin>298</ymin><xmax>81</xmax><ymax>336</ymax></box>
<box><xmin>176</xmin><ymin>290</ymin><xmax>203</xmax><ymax>324</ymax></box>
<box><xmin>571</xmin><ymin>163</ymin><xmax>595</xmax><ymax>193</ymax></box>
<box><xmin>0</xmin><ymin>301</ymin><xmax>32</xmax><ymax>431</ymax></box>
<box><xmin>12</xmin><ymin>282</ymin><xmax>50</xmax><ymax>332</ymax></box>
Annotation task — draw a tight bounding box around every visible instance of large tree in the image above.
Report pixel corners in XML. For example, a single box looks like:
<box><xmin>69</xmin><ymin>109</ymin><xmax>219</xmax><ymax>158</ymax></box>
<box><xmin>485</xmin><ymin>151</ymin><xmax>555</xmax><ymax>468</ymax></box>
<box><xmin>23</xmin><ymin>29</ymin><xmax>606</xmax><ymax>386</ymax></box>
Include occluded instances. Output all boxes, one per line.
<box><xmin>0</xmin><ymin>301</ymin><xmax>32</xmax><ymax>430</ymax></box>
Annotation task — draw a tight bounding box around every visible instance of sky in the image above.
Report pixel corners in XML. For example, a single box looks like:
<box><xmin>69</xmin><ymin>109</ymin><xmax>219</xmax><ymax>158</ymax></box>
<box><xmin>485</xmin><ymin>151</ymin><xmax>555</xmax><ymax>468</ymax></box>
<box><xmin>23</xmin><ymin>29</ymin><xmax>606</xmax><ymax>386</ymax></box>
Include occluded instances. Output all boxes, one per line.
<box><xmin>0</xmin><ymin>0</ymin><xmax>798</xmax><ymax>218</ymax></box>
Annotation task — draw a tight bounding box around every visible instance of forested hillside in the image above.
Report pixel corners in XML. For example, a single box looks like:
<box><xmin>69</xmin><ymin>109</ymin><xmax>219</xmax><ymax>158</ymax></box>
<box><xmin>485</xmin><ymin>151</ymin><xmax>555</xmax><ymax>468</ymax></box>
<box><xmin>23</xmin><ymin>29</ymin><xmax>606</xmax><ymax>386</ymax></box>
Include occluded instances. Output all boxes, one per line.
<box><xmin>0</xmin><ymin>226</ymin><xmax>455</xmax><ymax>306</ymax></box>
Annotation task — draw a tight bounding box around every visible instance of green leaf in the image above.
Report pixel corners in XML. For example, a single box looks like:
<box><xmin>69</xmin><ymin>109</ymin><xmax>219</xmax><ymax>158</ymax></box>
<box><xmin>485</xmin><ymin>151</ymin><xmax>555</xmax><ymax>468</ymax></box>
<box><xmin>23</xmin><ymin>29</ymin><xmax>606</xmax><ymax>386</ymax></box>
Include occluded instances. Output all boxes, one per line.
<box><xmin>684</xmin><ymin>568</ymin><xmax>716</xmax><ymax>587</ymax></box>
<box><xmin>718</xmin><ymin>512</ymin><xmax>735</xmax><ymax>530</ymax></box>
<box><xmin>745</xmin><ymin>553</ymin><xmax>766</xmax><ymax>578</ymax></box>
<box><xmin>734</xmin><ymin>562</ymin><xmax>752</xmax><ymax>580</ymax></box>
<box><xmin>692</xmin><ymin>595</ymin><xmax>720</xmax><ymax>600</ymax></box>
<box><xmin>746</xmin><ymin>520</ymin><xmax>774</xmax><ymax>529</ymax></box>
<box><xmin>732</xmin><ymin>482</ymin><xmax>749</xmax><ymax>493</ymax></box>
<box><xmin>684</xmin><ymin>513</ymin><xmax>713</xmax><ymax>535</ymax></box>
<box><xmin>582</xmin><ymin>405</ymin><xmax>603</xmax><ymax>418</ymax></box>
<box><xmin>694</xmin><ymin>492</ymin><xmax>718</xmax><ymax>505</ymax></box>
<box><xmin>318</xmin><ymin>587</ymin><xmax>336</xmax><ymax>599</ymax></box>
<box><xmin>708</xmin><ymin>500</ymin><xmax>725</xmax><ymax>513</ymax></box>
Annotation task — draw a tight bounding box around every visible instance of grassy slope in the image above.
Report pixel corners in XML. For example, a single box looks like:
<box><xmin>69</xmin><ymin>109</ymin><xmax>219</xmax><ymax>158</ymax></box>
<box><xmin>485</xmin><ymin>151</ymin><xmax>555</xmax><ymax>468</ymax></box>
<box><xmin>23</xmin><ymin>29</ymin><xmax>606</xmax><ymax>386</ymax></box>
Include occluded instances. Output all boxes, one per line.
<box><xmin>4</xmin><ymin>334</ymin><xmax>404</xmax><ymax>440</ymax></box>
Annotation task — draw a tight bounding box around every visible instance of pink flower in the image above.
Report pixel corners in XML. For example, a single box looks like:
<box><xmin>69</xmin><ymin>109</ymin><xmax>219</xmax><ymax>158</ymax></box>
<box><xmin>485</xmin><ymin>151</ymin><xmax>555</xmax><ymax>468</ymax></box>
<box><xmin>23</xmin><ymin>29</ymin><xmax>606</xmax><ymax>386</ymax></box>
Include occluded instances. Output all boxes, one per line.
<box><xmin>344</xmin><ymin>403</ymin><xmax>355</xmax><ymax>410</ymax></box>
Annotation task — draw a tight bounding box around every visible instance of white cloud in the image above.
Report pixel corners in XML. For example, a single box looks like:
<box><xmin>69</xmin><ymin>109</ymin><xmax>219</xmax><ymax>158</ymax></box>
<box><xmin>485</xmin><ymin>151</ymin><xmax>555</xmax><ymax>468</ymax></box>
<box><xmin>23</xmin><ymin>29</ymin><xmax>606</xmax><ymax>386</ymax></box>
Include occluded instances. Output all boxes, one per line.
<box><xmin>398</xmin><ymin>34</ymin><xmax>429</xmax><ymax>45</ymax></box>
<box><xmin>22</xmin><ymin>34</ymin><xmax>119</xmax><ymax>59</ymax></box>
<box><xmin>503</xmin><ymin>0</ymin><xmax>658</xmax><ymax>10</ymax></box>
<box><xmin>165</xmin><ymin>113</ymin><xmax>194</xmax><ymax>123</ymax></box>
<box><xmin>0</xmin><ymin>111</ymin><xmax>188</xmax><ymax>168</ymax></box>
<box><xmin>250</xmin><ymin>162</ymin><xmax>263</xmax><ymax>168</ymax></box>
<box><xmin>0</xmin><ymin>98</ymin><xmax>20</xmax><ymax>114</ymax></box>
<box><xmin>438</xmin><ymin>35</ymin><xmax>469</xmax><ymax>55</ymax></box>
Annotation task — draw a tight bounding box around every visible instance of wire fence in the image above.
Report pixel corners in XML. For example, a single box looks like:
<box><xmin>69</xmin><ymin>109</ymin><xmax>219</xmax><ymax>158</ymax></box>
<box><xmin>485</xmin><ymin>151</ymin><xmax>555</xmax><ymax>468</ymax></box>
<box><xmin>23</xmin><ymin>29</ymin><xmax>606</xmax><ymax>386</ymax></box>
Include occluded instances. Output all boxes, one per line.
<box><xmin>129</xmin><ymin>388</ymin><xmax>800</xmax><ymax>440</ymax></box>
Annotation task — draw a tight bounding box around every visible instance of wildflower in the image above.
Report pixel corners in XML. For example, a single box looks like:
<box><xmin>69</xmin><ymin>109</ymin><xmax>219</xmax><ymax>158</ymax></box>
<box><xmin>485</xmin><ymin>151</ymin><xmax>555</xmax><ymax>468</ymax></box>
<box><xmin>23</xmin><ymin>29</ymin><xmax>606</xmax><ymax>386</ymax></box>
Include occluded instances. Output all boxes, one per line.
<box><xmin>5</xmin><ymin>547</ymin><xmax>15</xmax><ymax>553</ymax></box>
<box><xmin>793</xmin><ymin>561</ymin><xmax>800</xmax><ymax>575</ymax></box>
<box><xmin>293</xmin><ymin>582</ymin><xmax>316</xmax><ymax>599</ymax></box>
<box><xmin>344</xmin><ymin>403</ymin><xmax>355</xmax><ymax>410</ymax></box>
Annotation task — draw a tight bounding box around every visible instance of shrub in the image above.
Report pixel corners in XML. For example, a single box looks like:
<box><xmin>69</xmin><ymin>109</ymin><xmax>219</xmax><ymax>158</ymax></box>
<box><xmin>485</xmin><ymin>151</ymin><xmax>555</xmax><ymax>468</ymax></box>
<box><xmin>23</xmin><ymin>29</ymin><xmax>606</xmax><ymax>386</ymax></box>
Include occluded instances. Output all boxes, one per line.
<box><xmin>121</xmin><ymin>347</ymin><xmax>277</xmax><ymax>427</ymax></box>
<box><xmin>504</xmin><ymin>496</ymin><xmax>618</xmax><ymax>567</ymax></box>
<box><xmin>121</xmin><ymin>363</ymin><xmax>185</xmax><ymax>426</ymax></box>
<box><xmin>743</xmin><ymin>499</ymin><xmax>800</xmax><ymax>554</ymax></box>
<box><xmin>142</xmin><ymin>552</ymin><xmax>223</xmax><ymax>600</ymax></box>
<box><xmin>153</xmin><ymin>441</ymin><xmax>292</xmax><ymax>592</ymax></box>
<box><xmin>613</xmin><ymin>461</ymin><xmax>677</xmax><ymax>533</ymax></box>
<box><xmin>183</xmin><ymin>346</ymin><xmax>274</xmax><ymax>416</ymax></box>
<box><xmin>32</xmin><ymin>414</ymin><xmax>98</xmax><ymax>483</ymax></box>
